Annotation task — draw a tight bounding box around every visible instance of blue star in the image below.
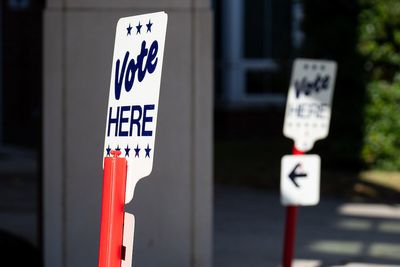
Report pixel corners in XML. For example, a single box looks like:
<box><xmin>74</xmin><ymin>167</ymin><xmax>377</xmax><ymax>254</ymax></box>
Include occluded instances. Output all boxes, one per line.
<box><xmin>106</xmin><ymin>145</ymin><xmax>111</xmax><ymax>156</ymax></box>
<box><xmin>116</xmin><ymin>145</ymin><xmax>121</xmax><ymax>151</ymax></box>
<box><xmin>146</xmin><ymin>20</ymin><xmax>153</xmax><ymax>33</ymax></box>
<box><xmin>127</xmin><ymin>24</ymin><xmax>133</xmax><ymax>35</ymax></box>
<box><xmin>125</xmin><ymin>145</ymin><xmax>131</xmax><ymax>157</ymax></box>
<box><xmin>145</xmin><ymin>144</ymin><xmax>151</xmax><ymax>158</ymax></box>
<box><xmin>134</xmin><ymin>144</ymin><xmax>140</xmax><ymax>158</ymax></box>
<box><xmin>136</xmin><ymin>22</ymin><xmax>142</xmax><ymax>34</ymax></box>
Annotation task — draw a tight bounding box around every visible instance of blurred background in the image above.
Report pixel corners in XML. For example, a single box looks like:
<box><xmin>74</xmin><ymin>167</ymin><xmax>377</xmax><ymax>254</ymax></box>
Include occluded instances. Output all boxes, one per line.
<box><xmin>2</xmin><ymin>0</ymin><xmax>400</xmax><ymax>266</ymax></box>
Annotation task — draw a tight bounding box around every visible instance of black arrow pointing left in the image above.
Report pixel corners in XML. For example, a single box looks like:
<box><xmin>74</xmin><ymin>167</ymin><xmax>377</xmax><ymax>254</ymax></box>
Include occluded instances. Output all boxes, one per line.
<box><xmin>289</xmin><ymin>163</ymin><xmax>307</xmax><ymax>188</ymax></box>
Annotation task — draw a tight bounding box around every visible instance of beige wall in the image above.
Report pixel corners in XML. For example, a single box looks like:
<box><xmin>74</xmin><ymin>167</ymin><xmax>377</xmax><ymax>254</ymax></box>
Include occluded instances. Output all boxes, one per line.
<box><xmin>44</xmin><ymin>1</ymin><xmax>213</xmax><ymax>266</ymax></box>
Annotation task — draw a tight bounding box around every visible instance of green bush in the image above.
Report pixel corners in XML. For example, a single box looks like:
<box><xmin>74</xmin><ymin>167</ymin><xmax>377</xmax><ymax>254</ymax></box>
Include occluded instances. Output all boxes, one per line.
<box><xmin>362</xmin><ymin>77</ymin><xmax>400</xmax><ymax>170</ymax></box>
<box><xmin>359</xmin><ymin>0</ymin><xmax>400</xmax><ymax>170</ymax></box>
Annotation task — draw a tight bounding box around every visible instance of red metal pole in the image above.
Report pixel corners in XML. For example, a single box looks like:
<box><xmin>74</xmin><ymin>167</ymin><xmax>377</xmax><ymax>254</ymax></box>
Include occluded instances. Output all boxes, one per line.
<box><xmin>98</xmin><ymin>150</ymin><xmax>127</xmax><ymax>267</ymax></box>
<box><xmin>282</xmin><ymin>146</ymin><xmax>304</xmax><ymax>267</ymax></box>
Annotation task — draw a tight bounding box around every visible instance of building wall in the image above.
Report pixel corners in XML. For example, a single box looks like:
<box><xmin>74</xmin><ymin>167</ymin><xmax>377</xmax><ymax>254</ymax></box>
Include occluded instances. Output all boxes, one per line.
<box><xmin>43</xmin><ymin>1</ymin><xmax>213</xmax><ymax>266</ymax></box>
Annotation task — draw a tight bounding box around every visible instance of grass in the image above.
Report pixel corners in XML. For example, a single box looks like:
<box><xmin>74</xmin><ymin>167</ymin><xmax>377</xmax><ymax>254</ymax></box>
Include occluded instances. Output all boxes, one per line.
<box><xmin>360</xmin><ymin>171</ymin><xmax>400</xmax><ymax>192</ymax></box>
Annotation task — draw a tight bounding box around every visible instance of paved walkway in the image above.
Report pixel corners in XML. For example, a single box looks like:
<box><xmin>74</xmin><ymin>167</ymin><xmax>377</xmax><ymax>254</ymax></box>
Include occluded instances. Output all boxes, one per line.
<box><xmin>2</xmin><ymin>161</ymin><xmax>400</xmax><ymax>267</ymax></box>
<box><xmin>214</xmin><ymin>185</ymin><xmax>400</xmax><ymax>267</ymax></box>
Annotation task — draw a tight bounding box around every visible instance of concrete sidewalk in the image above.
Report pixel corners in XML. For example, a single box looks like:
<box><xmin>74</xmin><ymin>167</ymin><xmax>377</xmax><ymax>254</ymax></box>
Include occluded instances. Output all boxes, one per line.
<box><xmin>214</xmin><ymin>185</ymin><xmax>400</xmax><ymax>267</ymax></box>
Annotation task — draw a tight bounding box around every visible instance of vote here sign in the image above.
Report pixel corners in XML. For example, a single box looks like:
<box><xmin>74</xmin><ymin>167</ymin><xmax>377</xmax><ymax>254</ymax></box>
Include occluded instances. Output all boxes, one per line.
<box><xmin>283</xmin><ymin>59</ymin><xmax>337</xmax><ymax>152</ymax></box>
<box><xmin>103</xmin><ymin>12</ymin><xmax>168</xmax><ymax>203</ymax></box>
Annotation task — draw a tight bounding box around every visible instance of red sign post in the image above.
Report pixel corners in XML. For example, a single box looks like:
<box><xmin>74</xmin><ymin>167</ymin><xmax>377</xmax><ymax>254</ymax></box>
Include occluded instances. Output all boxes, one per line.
<box><xmin>282</xmin><ymin>146</ymin><xmax>304</xmax><ymax>267</ymax></box>
<box><xmin>98</xmin><ymin>150</ymin><xmax>127</xmax><ymax>267</ymax></box>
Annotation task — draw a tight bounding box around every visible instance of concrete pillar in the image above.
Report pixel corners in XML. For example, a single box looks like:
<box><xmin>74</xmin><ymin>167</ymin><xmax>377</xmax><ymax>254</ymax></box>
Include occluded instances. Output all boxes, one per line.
<box><xmin>43</xmin><ymin>1</ymin><xmax>213</xmax><ymax>266</ymax></box>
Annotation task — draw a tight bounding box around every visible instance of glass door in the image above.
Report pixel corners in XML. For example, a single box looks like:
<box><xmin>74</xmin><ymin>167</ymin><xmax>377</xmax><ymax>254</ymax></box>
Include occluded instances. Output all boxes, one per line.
<box><xmin>219</xmin><ymin>0</ymin><xmax>303</xmax><ymax>107</ymax></box>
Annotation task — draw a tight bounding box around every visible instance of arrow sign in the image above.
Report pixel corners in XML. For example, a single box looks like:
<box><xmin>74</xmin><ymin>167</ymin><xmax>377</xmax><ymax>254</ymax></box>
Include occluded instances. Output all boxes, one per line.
<box><xmin>288</xmin><ymin>163</ymin><xmax>307</xmax><ymax>188</ymax></box>
<box><xmin>281</xmin><ymin>155</ymin><xmax>321</xmax><ymax>206</ymax></box>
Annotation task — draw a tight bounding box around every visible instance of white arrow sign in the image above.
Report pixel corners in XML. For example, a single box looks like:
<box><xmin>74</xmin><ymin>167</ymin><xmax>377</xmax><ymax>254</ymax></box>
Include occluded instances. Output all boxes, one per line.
<box><xmin>103</xmin><ymin>12</ymin><xmax>168</xmax><ymax>204</ymax></box>
<box><xmin>283</xmin><ymin>59</ymin><xmax>337</xmax><ymax>152</ymax></box>
<box><xmin>281</xmin><ymin>154</ymin><xmax>321</xmax><ymax>206</ymax></box>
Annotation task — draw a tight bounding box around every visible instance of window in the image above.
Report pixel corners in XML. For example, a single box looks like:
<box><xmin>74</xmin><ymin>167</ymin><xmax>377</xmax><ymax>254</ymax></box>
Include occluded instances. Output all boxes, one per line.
<box><xmin>219</xmin><ymin>0</ymin><xmax>304</xmax><ymax>107</ymax></box>
<box><xmin>8</xmin><ymin>0</ymin><xmax>30</xmax><ymax>10</ymax></box>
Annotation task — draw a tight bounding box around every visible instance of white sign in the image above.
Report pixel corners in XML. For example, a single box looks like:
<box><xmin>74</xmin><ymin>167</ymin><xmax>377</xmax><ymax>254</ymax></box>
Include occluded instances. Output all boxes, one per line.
<box><xmin>281</xmin><ymin>154</ymin><xmax>321</xmax><ymax>206</ymax></box>
<box><xmin>103</xmin><ymin>12</ymin><xmax>168</xmax><ymax>203</ymax></box>
<box><xmin>121</xmin><ymin>213</ymin><xmax>135</xmax><ymax>267</ymax></box>
<box><xmin>283</xmin><ymin>59</ymin><xmax>337</xmax><ymax>152</ymax></box>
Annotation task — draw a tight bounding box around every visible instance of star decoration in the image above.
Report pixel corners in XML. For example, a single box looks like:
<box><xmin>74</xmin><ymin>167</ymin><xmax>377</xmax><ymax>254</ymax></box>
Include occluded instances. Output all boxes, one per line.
<box><xmin>146</xmin><ymin>20</ymin><xmax>153</xmax><ymax>33</ymax></box>
<box><xmin>116</xmin><ymin>145</ymin><xmax>121</xmax><ymax>151</ymax></box>
<box><xmin>136</xmin><ymin>22</ymin><xmax>142</xmax><ymax>34</ymax></box>
<box><xmin>134</xmin><ymin>144</ymin><xmax>141</xmax><ymax>158</ymax></box>
<box><xmin>145</xmin><ymin>144</ymin><xmax>151</xmax><ymax>158</ymax></box>
<box><xmin>106</xmin><ymin>145</ymin><xmax>111</xmax><ymax>156</ymax></box>
<box><xmin>127</xmin><ymin>24</ymin><xmax>133</xmax><ymax>35</ymax></box>
<box><xmin>125</xmin><ymin>145</ymin><xmax>131</xmax><ymax>157</ymax></box>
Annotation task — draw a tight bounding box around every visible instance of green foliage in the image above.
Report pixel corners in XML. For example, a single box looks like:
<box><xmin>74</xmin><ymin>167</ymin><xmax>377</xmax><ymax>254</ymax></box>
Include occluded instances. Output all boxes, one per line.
<box><xmin>359</xmin><ymin>0</ymin><xmax>400</xmax><ymax>80</ymax></box>
<box><xmin>362</xmin><ymin>78</ymin><xmax>400</xmax><ymax>170</ymax></box>
<box><xmin>359</xmin><ymin>0</ymin><xmax>400</xmax><ymax>170</ymax></box>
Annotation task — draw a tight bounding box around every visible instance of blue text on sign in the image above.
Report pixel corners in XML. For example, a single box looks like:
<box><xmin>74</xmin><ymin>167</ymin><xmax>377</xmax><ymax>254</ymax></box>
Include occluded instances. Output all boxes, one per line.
<box><xmin>294</xmin><ymin>75</ymin><xmax>330</xmax><ymax>99</ymax></box>
<box><xmin>288</xmin><ymin>103</ymin><xmax>328</xmax><ymax>119</ymax></box>
<box><xmin>107</xmin><ymin>104</ymin><xmax>155</xmax><ymax>137</ymax></box>
<box><xmin>114</xmin><ymin>40</ymin><xmax>159</xmax><ymax>100</ymax></box>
